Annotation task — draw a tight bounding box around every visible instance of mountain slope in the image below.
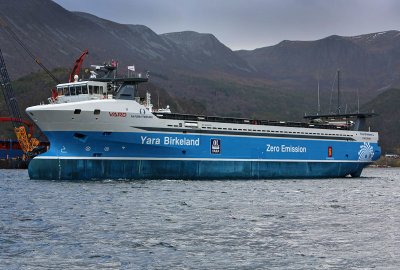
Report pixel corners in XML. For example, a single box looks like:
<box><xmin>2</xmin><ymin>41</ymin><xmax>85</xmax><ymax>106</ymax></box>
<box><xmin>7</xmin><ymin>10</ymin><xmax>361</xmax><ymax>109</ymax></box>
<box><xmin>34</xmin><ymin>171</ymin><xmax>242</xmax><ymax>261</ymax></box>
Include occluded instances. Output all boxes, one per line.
<box><xmin>1</xmin><ymin>0</ymin><xmax>400</xmax><ymax>104</ymax></box>
<box><xmin>0</xmin><ymin>0</ymin><xmax>251</xmax><ymax>80</ymax></box>
<box><xmin>161</xmin><ymin>31</ymin><xmax>253</xmax><ymax>72</ymax></box>
<box><xmin>363</xmin><ymin>88</ymin><xmax>400</xmax><ymax>153</ymax></box>
<box><xmin>0</xmin><ymin>0</ymin><xmax>125</xmax><ymax>75</ymax></box>
<box><xmin>236</xmin><ymin>32</ymin><xmax>400</xmax><ymax>102</ymax></box>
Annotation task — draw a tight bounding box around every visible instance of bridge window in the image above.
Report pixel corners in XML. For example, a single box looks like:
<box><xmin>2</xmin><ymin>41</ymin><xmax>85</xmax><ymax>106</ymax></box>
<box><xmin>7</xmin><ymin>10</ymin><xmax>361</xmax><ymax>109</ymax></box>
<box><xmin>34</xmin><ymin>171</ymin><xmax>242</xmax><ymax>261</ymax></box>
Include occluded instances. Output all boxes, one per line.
<box><xmin>63</xmin><ymin>87</ymin><xmax>70</xmax><ymax>96</ymax></box>
<box><xmin>69</xmin><ymin>86</ymin><xmax>76</xmax><ymax>96</ymax></box>
<box><xmin>115</xmin><ymin>84</ymin><xmax>134</xmax><ymax>100</ymax></box>
<box><xmin>75</xmin><ymin>85</ymin><xmax>82</xmax><ymax>95</ymax></box>
<box><xmin>81</xmin><ymin>85</ymin><xmax>88</xmax><ymax>94</ymax></box>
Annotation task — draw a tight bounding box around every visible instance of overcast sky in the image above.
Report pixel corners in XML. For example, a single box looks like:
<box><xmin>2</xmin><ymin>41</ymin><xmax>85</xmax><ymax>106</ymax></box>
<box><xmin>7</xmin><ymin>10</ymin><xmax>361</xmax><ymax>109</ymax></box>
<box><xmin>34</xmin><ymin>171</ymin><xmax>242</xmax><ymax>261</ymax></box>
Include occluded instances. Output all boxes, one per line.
<box><xmin>52</xmin><ymin>0</ymin><xmax>400</xmax><ymax>50</ymax></box>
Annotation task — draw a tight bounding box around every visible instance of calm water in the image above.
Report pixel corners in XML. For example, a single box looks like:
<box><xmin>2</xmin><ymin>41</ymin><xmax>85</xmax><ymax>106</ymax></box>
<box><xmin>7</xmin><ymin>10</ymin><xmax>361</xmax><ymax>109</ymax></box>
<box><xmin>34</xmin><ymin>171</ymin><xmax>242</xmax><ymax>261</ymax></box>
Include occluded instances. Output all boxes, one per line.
<box><xmin>1</xmin><ymin>168</ymin><xmax>399</xmax><ymax>270</ymax></box>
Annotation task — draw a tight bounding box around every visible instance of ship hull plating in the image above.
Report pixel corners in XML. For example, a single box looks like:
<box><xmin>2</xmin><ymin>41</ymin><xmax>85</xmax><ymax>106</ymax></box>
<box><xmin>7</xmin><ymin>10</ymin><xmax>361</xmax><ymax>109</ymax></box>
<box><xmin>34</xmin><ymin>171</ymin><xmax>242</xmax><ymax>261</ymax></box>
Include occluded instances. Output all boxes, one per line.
<box><xmin>28</xmin><ymin>158</ymin><xmax>367</xmax><ymax>180</ymax></box>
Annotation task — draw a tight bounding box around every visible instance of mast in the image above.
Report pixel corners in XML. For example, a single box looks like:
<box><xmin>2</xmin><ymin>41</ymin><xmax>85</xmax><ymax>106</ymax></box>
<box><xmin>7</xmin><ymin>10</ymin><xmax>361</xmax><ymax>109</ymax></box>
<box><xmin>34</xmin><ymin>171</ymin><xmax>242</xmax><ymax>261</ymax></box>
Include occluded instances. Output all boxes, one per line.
<box><xmin>337</xmin><ymin>69</ymin><xmax>341</xmax><ymax>114</ymax></box>
<box><xmin>317</xmin><ymin>72</ymin><xmax>321</xmax><ymax>115</ymax></box>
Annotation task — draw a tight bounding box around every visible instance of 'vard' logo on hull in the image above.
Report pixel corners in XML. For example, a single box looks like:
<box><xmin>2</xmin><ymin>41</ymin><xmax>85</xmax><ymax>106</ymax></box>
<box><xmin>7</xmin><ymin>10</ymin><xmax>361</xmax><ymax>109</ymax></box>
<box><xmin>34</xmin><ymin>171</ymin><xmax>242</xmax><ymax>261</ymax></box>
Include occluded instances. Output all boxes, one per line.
<box><xmin>109</xmin><ymin>112</ymin><xmax>127</xmax><ymax>117</ymax></box>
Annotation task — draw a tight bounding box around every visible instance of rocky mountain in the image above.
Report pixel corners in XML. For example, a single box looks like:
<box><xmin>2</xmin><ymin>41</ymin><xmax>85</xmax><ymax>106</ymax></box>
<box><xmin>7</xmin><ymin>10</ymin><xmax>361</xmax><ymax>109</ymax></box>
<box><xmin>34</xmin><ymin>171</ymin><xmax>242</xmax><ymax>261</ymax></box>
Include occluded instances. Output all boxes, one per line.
<box><xmin>0</xmin><ymin>0</ymin><xmax>248</xmax><ymax>80</ymax></box>
<box><xmin>1</xmin><ymin>0</ymin><xmax>400</xmax><ymax>102</ymax></box>
<box><xmin>161</xmin><ymin>31</ymin><xmax>252</xmax><ymax>72</ymax></box>
<box><xmin>236</xmin><ymin>32</ymin><xmax>400</xmax><ymax>102</ymax></box>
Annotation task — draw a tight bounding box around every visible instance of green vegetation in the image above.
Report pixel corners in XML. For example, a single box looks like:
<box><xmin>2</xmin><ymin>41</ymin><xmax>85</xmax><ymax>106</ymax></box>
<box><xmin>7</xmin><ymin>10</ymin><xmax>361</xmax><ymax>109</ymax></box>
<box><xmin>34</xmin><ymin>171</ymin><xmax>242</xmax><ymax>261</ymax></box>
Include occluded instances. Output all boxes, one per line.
<box><xmin>168</xmin><ymin>71</ymin><xmax>317</xmax><ymax>121</ymax></box>
<box><xmin>373</xmin><ymin>157</ymin><xmax>400</xmax><ymax>167</ymax></box>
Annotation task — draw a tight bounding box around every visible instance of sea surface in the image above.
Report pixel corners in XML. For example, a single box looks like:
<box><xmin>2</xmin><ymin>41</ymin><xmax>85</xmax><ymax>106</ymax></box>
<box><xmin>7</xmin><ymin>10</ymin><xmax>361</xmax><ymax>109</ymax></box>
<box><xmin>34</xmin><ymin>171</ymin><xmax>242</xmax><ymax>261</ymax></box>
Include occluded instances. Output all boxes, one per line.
<box><xmin>1</xmin><ymin>168</ymin><xmax>399</xmax><ymax>270</ymax></box>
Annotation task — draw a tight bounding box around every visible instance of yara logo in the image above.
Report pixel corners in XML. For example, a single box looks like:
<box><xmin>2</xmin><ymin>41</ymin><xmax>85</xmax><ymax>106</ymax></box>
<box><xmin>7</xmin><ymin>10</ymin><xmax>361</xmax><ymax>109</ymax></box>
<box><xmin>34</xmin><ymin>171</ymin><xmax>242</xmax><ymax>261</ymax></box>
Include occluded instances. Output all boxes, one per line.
<box><xmin>358</xmin><ymin>142</ymin><xmax>374</xmax><ymax>161</ymax></box>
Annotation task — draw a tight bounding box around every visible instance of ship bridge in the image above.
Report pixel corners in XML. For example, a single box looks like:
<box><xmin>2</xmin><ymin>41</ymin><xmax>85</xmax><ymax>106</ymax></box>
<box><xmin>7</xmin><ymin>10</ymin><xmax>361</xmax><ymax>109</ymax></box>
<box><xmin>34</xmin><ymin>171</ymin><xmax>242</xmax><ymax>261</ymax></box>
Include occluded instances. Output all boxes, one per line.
<box><xmin>53</xmin><ymin>81</ymin><xmax>107</xmax><ymax>103</ymax></box>
<box><xmin>51</xmin><ymin>76</ymin><xmax>149</xmax><ymax>104</ymax></box>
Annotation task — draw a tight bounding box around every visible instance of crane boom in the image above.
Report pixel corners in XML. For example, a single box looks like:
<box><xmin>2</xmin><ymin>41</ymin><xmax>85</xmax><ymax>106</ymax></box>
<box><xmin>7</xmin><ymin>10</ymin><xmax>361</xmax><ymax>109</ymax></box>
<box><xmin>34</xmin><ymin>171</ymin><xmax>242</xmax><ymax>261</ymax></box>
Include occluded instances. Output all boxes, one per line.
<box><xmin>0</xmin><ymin>49</ymin><xmax>22</xmax><ymax>124</ymax></box>
<box><xmin>0</xmin><ymin>48</ymin><xmax>40</xmax><ymax>156</ymax></box>
<box><xmin>69</xmin><ymin>49</ymin><xmax>88</xmax><ymax>82</ymax></box>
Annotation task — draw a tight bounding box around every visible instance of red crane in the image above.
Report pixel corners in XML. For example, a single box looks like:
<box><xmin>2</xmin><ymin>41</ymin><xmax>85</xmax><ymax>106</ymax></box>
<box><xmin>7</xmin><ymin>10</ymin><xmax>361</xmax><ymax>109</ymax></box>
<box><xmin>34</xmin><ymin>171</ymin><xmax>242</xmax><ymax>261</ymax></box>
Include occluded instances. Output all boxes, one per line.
<box><xmin>69</xmin><ymin>49</ymin><xmax>89</xmax><ymax>82</ymax></box>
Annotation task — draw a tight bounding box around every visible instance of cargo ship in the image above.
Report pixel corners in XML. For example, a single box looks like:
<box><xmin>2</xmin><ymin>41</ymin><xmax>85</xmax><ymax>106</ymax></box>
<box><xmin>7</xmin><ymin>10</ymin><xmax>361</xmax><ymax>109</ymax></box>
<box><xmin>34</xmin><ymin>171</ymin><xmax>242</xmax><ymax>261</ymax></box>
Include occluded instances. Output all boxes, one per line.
<box><xmin>26</xmin><ymin>64</ymin><xmax>381</xmax><ymax>180</ymax></box>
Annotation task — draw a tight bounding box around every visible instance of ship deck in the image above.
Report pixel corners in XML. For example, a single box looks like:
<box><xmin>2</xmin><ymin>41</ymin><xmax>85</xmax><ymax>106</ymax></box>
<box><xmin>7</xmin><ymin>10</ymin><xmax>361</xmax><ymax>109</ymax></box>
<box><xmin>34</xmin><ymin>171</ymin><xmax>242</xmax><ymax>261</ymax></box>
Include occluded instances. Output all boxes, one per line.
<box><xmin>153</xmin><ymin>112</ymin><xmax>352</xmax><ymax>131</ymax></box>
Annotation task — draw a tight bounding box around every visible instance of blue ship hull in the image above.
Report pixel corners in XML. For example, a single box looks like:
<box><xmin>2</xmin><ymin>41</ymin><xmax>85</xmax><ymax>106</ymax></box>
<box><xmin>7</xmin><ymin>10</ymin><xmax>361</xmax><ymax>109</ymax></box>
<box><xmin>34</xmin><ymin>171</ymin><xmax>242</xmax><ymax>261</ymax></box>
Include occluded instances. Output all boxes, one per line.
<box><xmin>28</xmin><ymin>158</ymin><xmax>368</xmax><ymax>180</ymax></box>
<box><xmin>28</xmin><ymin>131</ymin><xmax>379</xmax><ymax>180</ymax></box>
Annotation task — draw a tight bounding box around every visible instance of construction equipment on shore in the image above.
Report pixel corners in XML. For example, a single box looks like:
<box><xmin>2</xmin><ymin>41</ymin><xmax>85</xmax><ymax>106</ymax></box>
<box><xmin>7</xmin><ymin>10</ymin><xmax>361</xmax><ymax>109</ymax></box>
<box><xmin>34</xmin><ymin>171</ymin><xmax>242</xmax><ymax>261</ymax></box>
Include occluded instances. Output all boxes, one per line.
<box><xmin>0</xmin><ymin>49</ymin><xmax>42</xmax><ymax>157</ymax></box>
